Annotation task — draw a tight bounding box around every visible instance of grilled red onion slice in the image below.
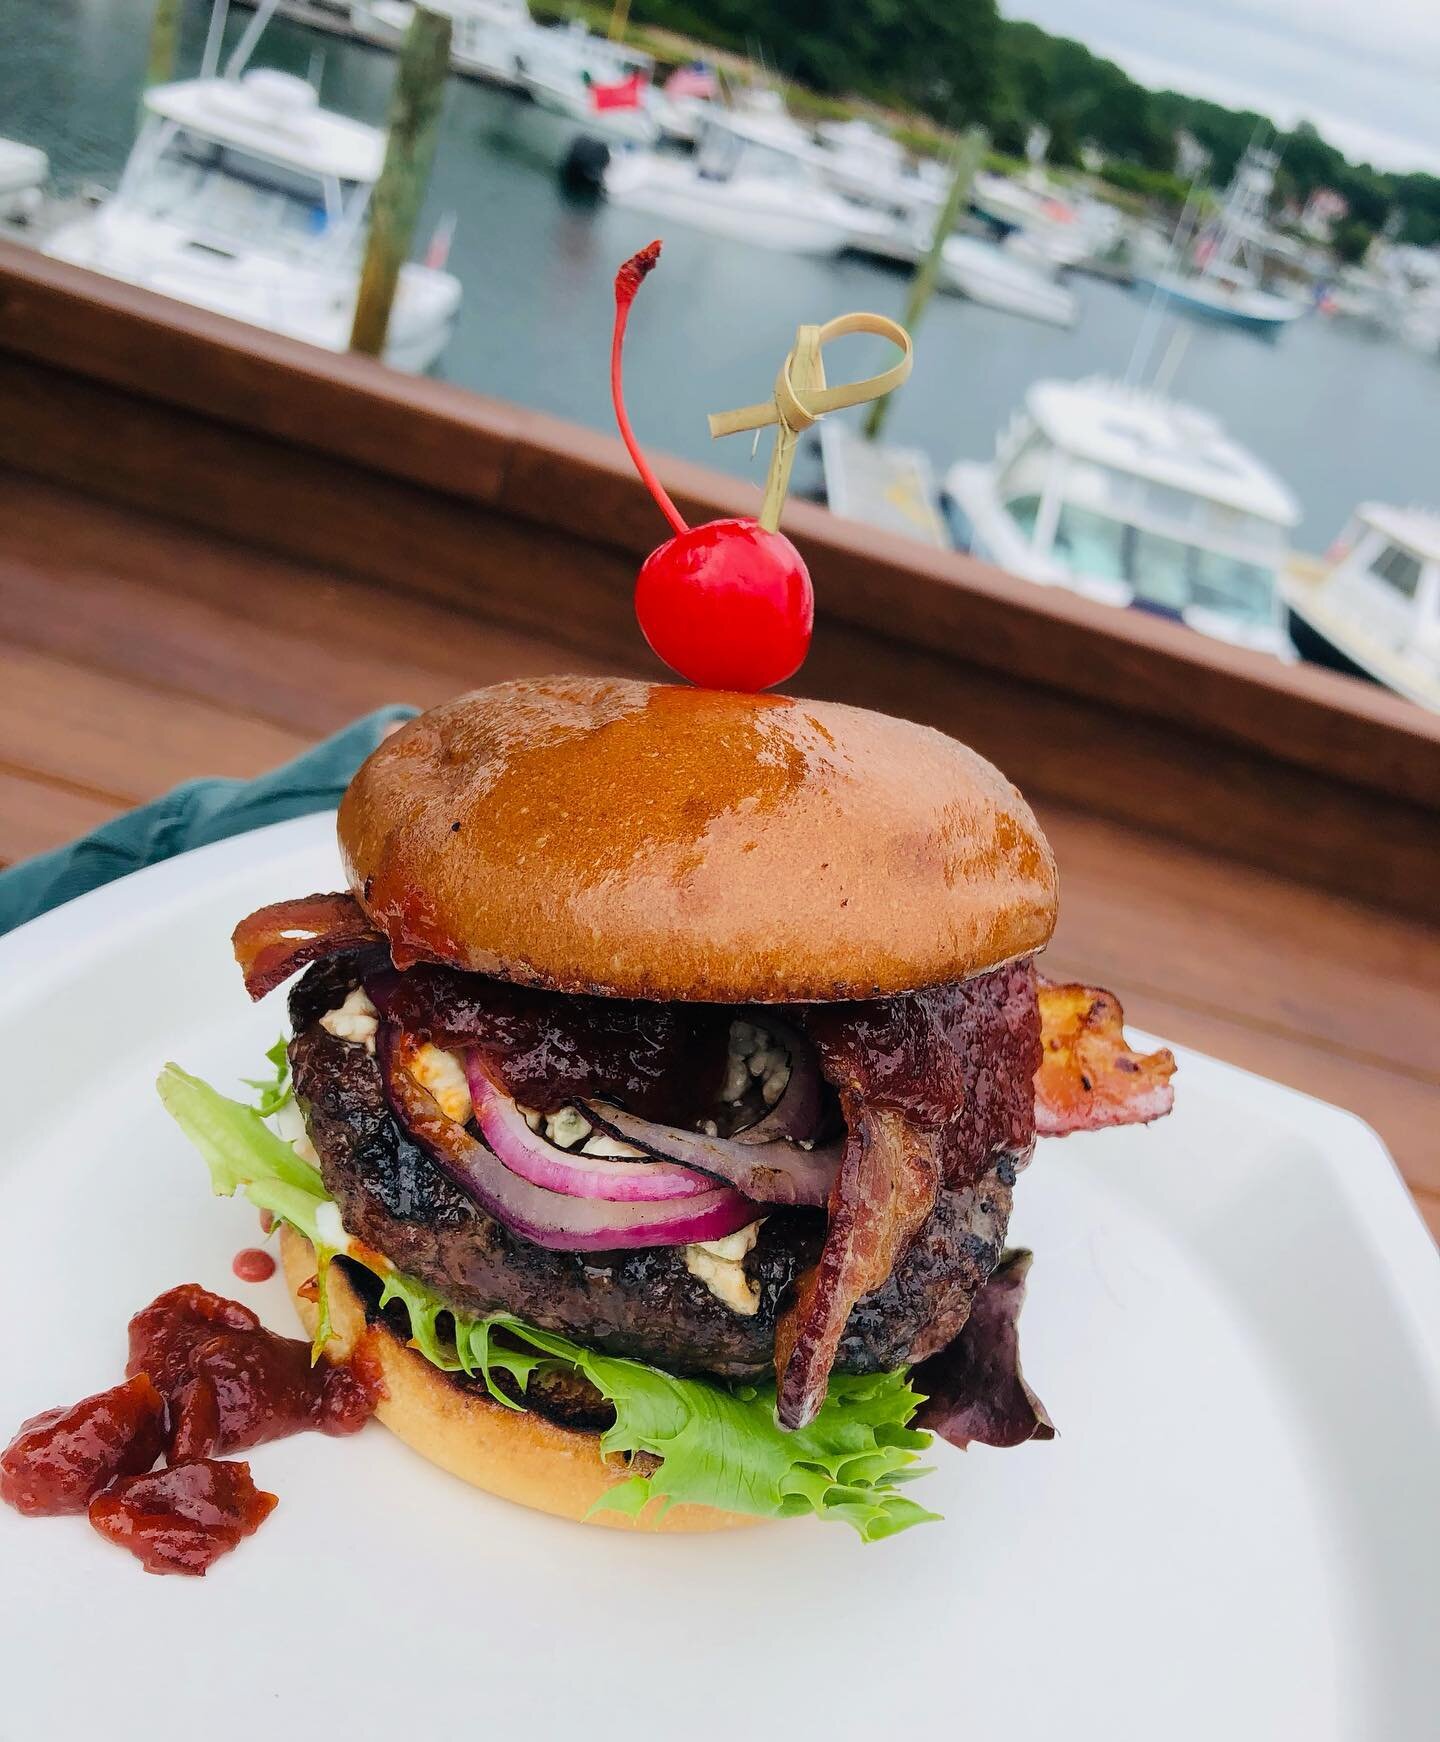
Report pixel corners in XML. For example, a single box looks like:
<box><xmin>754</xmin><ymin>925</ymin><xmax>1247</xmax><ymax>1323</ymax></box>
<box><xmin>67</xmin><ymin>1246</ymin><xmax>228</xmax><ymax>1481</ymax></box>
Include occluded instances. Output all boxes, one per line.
<box><xmin>581</xmin><ymin>1102</ymin><xmax>841</xmax><ymax>1207</ymax></box>
<box><xmin>463</xmin><ymin>1052</ymin><xmax>712</xmax><ymax>1203</ymax></box>
<box><xmin>730</xmin><ymin>1016</ymin><xmax>822</xmax><ymax>1146</ymax></box>
<box><xmin>378</xmin><ymin>1025</ymin><xmax>755</xmax><ymax>1249</ymax></box>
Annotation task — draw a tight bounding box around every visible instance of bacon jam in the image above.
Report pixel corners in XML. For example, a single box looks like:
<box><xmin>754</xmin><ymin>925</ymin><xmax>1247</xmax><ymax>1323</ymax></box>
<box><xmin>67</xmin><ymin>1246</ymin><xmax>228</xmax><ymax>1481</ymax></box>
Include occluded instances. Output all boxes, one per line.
<box><xmin>375</xmin><ymin>964</ymin><xmax>732</xmax><ymax>1125</ymax></box>
<box><xmin>128</xmin><ymin>1283</ymin><xmax>378</xmax><ymax>1461</ymax></box>
<box><xmin>0</xmin><ymin>1374</ymin><xmax>167</xmax><ymax>1516</ymax></box>
<box><xmin>2</xmin><ymin>1282</ymin><xmax>381</xmax><ymax>1575</ymax></box>
<box><xmin>89</xmin><ymin>1459</ymin><xmax>278</xmax><ymax>1576</ymax></box>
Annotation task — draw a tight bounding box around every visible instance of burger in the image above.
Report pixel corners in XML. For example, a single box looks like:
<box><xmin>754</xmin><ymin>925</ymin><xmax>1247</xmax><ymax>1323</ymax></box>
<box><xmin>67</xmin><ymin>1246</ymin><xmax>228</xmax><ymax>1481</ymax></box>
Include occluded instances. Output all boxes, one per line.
<box><xmin>160</xmin><ymin>675</ymin><xmax>1174</xmax><ymax>1540</ymax></box>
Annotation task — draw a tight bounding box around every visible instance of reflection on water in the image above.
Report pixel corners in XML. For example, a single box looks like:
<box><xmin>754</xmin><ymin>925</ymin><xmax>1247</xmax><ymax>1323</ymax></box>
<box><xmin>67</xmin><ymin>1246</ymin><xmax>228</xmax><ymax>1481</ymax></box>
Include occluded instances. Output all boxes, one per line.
<box><xmin>4</xmin><ymin>0</ymin><xmax>1439</xmax><ymax>548</ymax></box>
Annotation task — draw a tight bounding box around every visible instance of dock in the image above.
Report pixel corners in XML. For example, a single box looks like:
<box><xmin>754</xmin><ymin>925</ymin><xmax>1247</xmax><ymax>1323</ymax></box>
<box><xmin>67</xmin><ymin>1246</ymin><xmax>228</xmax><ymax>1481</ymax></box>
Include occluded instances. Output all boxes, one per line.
<box><xmin>818</xmin><ymin>422</ymin><xmax>949</xmax><ymax>548</ymax></box>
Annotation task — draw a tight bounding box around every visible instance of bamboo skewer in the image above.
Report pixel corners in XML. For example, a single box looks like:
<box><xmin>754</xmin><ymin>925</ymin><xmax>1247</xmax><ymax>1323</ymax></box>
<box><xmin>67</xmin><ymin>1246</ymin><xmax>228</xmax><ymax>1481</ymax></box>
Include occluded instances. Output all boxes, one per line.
<box><xmin>708</xmin><ymin>312</ymin><xmax>913</xmax><ymax>533</ymax></box>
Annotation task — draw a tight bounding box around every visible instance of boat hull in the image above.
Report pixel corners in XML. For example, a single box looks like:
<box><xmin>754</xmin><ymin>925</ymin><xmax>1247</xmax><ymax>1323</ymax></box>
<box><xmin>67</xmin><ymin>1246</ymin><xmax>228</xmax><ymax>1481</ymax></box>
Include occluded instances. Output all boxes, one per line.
<box><xmin>1143</xmin><ymin>274</ymin><xmax>1305</xmax><ymax>333</ymax></box>
<box><xmin>350</xmin><ymin>3</ymin><xmax>528</xmax><ymax>88</ymax></box>
<box><xmin>940</xmin><ymin>237</ymin><xmax>1078</xmax><ymax>328</ymax></box>
<box><xmin>44</xmin><ymin>219</ymin><xmax>459</xmax><ymax>373</ymax></box>
<box><xmin>603</xmin><ymin>157</ymin><xmax>856</xmax><ymax>255</ymax></box>
<box><xmin>522</xmin><ymin>81</ymin><xmax>658</xmax><ymax>146</ymax></box>
<box><xmin>1284</xmin><ymin>603</ymin><xmax>1379</xmax><ymax>685</ymax></box>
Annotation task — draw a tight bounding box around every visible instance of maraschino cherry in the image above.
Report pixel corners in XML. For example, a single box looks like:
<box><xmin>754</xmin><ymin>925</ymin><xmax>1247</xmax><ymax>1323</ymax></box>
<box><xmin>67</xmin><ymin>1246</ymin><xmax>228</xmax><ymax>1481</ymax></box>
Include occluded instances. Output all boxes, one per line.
<box><xmin>611</xmin><ymin>242</ymin><xmax>812</xmax><ymax>692</ymax></box>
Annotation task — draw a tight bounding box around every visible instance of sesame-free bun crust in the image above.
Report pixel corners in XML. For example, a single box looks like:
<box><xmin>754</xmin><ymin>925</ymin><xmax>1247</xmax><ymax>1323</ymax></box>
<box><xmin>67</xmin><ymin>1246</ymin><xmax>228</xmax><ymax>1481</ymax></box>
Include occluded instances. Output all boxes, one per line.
<box><xmin>338</xmin><ymin>677</ymin><xmax>1057</xmax><ymax>1002</ymax></box>
<box><xmin>279</xmin><ymin>1228</ymin><xmax>757</xmax><ymax>1533</ymax></box>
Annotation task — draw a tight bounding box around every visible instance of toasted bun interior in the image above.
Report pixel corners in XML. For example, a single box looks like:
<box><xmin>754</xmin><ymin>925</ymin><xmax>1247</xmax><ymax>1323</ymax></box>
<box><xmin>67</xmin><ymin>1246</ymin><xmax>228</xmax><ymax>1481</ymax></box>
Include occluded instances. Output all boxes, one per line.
<box><xmin>279</xmin><ymin>1228</ymin><xmax>758</xmax><ymax>1534</ymax></box>
<box><xmin>338</xmin><ymin>677</ymin><xmax>1057</xmax><ymax>1002</ymax></box>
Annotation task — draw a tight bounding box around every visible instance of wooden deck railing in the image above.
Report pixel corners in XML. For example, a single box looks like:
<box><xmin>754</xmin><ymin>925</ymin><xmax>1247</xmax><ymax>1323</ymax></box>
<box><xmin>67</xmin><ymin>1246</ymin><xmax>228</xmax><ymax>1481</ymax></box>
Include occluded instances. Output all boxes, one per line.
<box><xmin>0</xmin><ymin>239</ymin><xmax>1436</xmax><ymax>1230</ymax></box>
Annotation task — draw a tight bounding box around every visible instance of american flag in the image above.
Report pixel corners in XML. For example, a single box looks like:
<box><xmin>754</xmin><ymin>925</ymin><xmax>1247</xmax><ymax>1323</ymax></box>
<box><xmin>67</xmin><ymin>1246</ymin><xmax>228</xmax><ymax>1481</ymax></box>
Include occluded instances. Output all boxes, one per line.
<box><xmin>664</xmin><ymin>61</ymin><xmax>718</xmax><ymax>100</ymax></box>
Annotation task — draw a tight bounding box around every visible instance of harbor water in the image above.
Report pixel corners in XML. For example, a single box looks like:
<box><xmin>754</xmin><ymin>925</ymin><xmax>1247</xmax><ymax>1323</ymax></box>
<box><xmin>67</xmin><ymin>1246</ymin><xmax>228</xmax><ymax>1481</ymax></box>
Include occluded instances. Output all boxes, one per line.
<box><xmin>5</xmin><ymin>0</ymin><xmax>1439</xmax><ymax>550</ymax></box>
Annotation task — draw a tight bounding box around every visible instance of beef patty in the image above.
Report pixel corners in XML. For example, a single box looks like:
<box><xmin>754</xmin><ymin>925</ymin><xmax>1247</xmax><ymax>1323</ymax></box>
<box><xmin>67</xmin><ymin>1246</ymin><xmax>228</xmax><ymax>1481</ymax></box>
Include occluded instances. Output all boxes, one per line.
<box><xmin>289</xmin><ymin>960</ymin><xmax>1019</xmax><ymax>1380</ymax></box>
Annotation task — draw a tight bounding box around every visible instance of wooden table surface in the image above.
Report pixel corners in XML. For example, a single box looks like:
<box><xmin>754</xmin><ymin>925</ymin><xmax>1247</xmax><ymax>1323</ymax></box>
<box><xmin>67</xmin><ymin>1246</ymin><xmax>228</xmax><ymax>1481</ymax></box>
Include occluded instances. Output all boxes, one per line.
<box><xmin>3</xmin><ymin>469</ymin><xmax>1436</xmax><ymax>1237</ymax></box>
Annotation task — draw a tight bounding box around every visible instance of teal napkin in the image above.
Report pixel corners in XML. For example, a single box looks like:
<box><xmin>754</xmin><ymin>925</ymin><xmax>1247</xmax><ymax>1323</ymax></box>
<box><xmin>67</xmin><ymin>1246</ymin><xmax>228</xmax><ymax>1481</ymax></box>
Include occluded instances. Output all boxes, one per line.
<box><xmin>0</xmin><ymin>706</ymin><xmax>417</xmax><ymax>937</ymax></box>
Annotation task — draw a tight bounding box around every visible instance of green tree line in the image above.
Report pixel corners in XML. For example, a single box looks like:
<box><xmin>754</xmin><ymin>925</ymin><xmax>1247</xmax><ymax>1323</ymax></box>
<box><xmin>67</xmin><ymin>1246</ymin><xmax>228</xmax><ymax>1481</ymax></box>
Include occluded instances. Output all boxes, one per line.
<box><xmin>629</xmin><ymin>0</ymin><xmax>1440</xmax><ymax>249</ymax></box>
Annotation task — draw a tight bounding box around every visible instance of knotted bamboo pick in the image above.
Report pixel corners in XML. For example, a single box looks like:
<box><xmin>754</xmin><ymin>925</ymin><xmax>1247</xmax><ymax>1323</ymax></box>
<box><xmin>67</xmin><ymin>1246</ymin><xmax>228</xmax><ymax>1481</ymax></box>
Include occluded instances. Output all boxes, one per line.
<box><xmin>707</xmin><ymin>313</ymin><xmax>914</xmax><ymax>532</ymax></box>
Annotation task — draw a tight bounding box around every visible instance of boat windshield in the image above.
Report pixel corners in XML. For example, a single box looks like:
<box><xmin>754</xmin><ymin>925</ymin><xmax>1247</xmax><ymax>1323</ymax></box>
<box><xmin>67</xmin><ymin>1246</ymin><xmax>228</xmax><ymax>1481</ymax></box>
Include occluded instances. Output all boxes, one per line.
<box><xmin>1045</xmin><ymin>502</ymin><xmax>1277</xmax><ymax>625</ymax></box>
<box><xmin>697</xmin><ymin>124</ymin><xmax>802</xmax><ymax>182</ymax></box>
<box><xmin>123</xmin><ymin>125</ymin><xmax>363</xmax><ymax>261</ymax></box>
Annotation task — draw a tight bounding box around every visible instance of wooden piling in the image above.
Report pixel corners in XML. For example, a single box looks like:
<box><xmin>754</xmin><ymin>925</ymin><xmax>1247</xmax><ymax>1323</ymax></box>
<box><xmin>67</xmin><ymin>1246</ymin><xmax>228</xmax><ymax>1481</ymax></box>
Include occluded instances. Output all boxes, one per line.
<box><xmin>349</xmin><ymin>5</ymin><xmax>453</xmax><ymax>360</ymax></box>
<box><xmin>864</xmin><ymin>125</ymin><xmax>987</xmax><ymax>442</ymax></box>
<box><xmin>141</xmin><ymin>0</ymin><xmax>182</xmax><ymax>125</ymax></box>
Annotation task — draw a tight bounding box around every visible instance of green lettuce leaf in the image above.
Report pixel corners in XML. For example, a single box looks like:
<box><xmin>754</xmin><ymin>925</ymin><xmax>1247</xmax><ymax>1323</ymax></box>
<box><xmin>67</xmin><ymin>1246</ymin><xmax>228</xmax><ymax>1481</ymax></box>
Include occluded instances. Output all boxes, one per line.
<box><xmin>156</xmin><ymin>1063</ymin><xmax>338</xmax><ymax>1349</ymax></box>
<box><xmin>157</xmin><ymin>1058</ymin><xmax>940</xmax><ymax>1540</ymax></box>
<box><xmin>241</xmin><ymin>1036</ymin><xmax>293</xmax><ymax>1116</ymax></box>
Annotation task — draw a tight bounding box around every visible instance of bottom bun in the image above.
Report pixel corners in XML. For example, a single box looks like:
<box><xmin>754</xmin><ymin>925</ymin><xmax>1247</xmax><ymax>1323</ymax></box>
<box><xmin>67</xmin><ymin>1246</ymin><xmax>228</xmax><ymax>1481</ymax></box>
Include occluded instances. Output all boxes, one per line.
<box><xmin>279</xmin><ymin>1228</ymin><xmax>761</xmax><ymax>1534</ymax></box>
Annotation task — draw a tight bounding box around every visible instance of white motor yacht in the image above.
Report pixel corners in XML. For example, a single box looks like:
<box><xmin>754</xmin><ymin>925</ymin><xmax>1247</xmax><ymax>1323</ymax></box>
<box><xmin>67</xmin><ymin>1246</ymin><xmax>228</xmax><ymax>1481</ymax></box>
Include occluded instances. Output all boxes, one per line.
<box><xmin>939</xmin><ymin>233</ymin><xmax>1077</xmax><ymax>326</ymax></box>
<box><xmin>945</xmin><ymin>377</ymin><xmax>1299</xmax><ymax>656</ymax></box>
<box><xmin>970</xmin><ymin>169</ymin><xmax>1110</xmax><ymax>269</ymax></box>
<box><xmin>723</xmin><ymin>85</ymin><xmax>815</xmax><ymax>153</ymax></box>
<box><xmin>845</xmin><ymin>211</ymin><xmax>1078</xmax><ymax>327</ymax></box>
<box><xmin>1320</xmin><ymin>261</ymin><xmax>1403</xmax><ymax>336</ymax></box>
<box><xmin>349</xmin><ymin>0</ymin><xmax>531</xmax><ymax>88</ymax></box>
<box><xmin>650</xmin><ymin>61</ymin><xmax>719</xmax><ymax>146</ymax></box>
<box><xmin>44</xmin><ymin>71</ymin><xmax>461</xmax><ymax>371</ymax></box>
<box><xmin>515</xmin><ymin>23</ymin><xmax>660</xmax><ymax>148</ymax></box>
<box><xmin>811</xmin><ymin>119</ymin><xmax>943</xmax><ymax>226</ymax></box>
<box><xmin>1282</xmin><ymin>506</ymin><xmax>1440</xmax><ymax>709</ymax></box>
<box><xmin>604</xmin><ymin>109</ymin><xmax>890</xmax><ymax>256</ymax></box>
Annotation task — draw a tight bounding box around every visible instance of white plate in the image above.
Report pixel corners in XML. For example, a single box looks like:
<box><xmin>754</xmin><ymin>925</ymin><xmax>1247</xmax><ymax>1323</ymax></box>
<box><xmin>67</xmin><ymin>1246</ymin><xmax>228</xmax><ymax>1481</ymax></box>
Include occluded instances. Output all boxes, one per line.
<box><xmin>1</xmin><ymin>813</ymin><xmax>1437</xmax><ymax>1740</ymax></box>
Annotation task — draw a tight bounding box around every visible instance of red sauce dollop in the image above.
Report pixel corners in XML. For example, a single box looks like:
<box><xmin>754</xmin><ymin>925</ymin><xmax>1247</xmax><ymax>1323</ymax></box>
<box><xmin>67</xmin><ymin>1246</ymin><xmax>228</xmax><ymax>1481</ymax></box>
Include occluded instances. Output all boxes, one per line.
<box><xmin>232</xmin><ymin>1247</ymin><xmax>277</xmax><ymax>1283</ymax></box>
<box><xmin>89</xmin><ymin>1458</ymin><xmax>277</xmax><ymax>1576</ymax></box>
<box><xmin>4</xmin><ymin>1282</ymin><xmax>380</xmax><ymax>1575</ymax></box>
<box><xmin>127</xmin><ymin>1283</ymin><xmax>261</xmax><ymax>1393</ymax></box>
<box><xmin>0</xmin><ymin>1374</ymin><xmax>167</xmax><ymax>1516</ymax></box>
<box><xmin>127</xmin><ymin>1282</ymin><xmax>378</xmax><ymax>1461</ymax></box>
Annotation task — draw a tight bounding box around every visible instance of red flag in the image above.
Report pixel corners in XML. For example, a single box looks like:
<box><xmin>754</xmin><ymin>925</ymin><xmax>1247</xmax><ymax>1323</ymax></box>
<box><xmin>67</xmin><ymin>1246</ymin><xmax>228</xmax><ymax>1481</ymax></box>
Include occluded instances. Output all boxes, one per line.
<box><xmin>591</xmin><ymin>70</ymin><xmax>645</xmax><ymax>112</ymax></box>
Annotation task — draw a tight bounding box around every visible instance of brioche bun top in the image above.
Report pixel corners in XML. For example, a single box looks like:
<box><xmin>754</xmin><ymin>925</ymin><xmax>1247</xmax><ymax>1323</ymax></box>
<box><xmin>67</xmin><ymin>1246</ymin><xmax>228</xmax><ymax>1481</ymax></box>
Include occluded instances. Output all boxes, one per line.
<box><xmin>337</xmin><ymin>677</ymin><xmax>1056</xmax><ymax>1003</ymax></box>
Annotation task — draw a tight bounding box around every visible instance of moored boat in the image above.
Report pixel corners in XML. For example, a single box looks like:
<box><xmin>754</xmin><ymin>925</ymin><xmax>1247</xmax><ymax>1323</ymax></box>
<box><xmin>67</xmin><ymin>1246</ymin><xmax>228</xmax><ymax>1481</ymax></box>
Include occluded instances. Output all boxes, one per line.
<box><xmin>43</xmin><ymin>71</ymin><xmax>461</xmax><ymax>371</ymax></box>
<box><xmin>1140</xmin><ymin>148</ymin><xmax>1307</xmax><ymax>335</ymax></box>
<box><xmin>349</xmin><ymin>0</ymin><xmax>531</xmax><ymax>88</ymax></box>
<box><xmin>515</xmin><ymin>22</ymin><xmax>660</xmax><ymax>149</ymax></box>
<box><xmin>1282</xmin><ymin>506</ymin><xmax>1440</xmax><ymax>709</ymax></box>
<box><xmin>811</xmin><ymin>118</ymin><xmax>944</xmax><ymax>227</ymax></box>
<box><xmin>939</xmin><ymin>233</ymin><xmax>1077</xmax><ymax>327</ymax></box>
<box><xmin>945</xmin><ymin>376</ymin><xmax>1299</xmax><ymax>656</ymax></box>
<box><xmin>603</xmin><ymin>109</ymin><xmax>890</xmax><ymax>257</ymax></box>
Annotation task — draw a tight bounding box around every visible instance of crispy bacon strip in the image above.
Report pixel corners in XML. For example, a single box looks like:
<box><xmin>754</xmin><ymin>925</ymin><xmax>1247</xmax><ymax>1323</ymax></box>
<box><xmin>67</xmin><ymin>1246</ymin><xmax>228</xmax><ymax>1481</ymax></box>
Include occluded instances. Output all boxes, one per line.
<box><xmin>774</xmin><ymin>1100</ymin><xmax>940</xmax><ymax>1431</ymax></box>
<box><xmin>232</xmin><ymin>893</ymin><xmax>384</xmax><ymax>1001</ymax></box>
<box><xmin>1034</xmin><ymin>980</ymin><xmax>1176</xmax><ymax>1136</ymax></box>
<box><xmin>913</xmin><ymin>1249</ymin><xmax>1055</xmax><ymax>1450</ymax></box>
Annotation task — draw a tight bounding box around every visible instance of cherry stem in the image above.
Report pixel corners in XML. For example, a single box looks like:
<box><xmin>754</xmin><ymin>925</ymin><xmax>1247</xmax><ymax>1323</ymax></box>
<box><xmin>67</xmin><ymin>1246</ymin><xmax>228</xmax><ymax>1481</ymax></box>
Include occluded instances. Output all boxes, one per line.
<box><xmin>612</xmin><ymin>242</ymin><xmax>688</xmax><ymax>539</ymax></box>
